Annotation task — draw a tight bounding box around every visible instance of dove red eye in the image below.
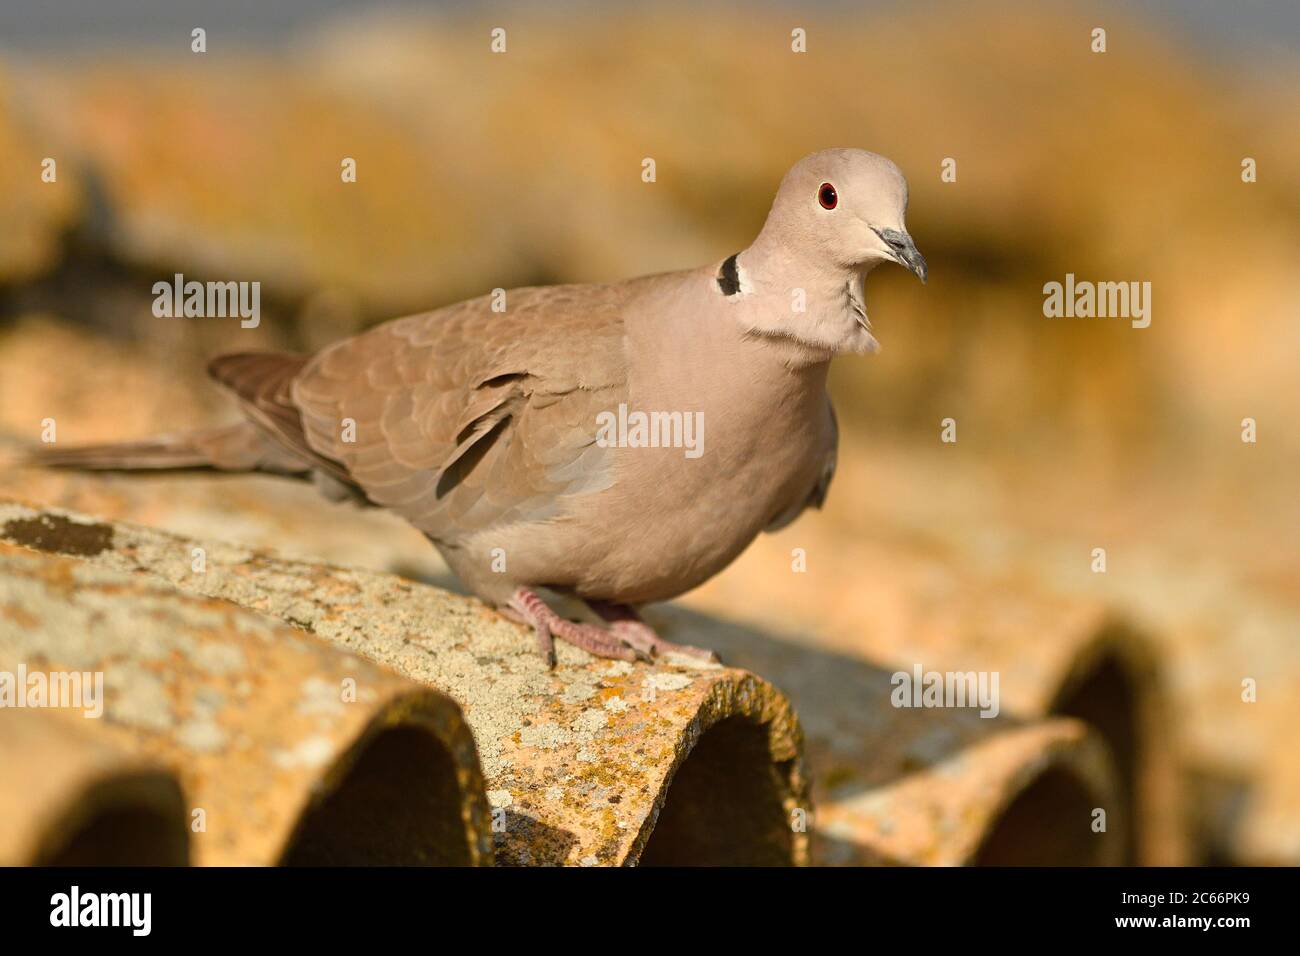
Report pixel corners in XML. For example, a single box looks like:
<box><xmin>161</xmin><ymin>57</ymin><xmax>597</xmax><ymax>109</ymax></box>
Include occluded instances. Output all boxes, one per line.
<box><xmin>818</xmin><ymin>182</ymin><xmax>838</xmax><ymax>209</ymax></box>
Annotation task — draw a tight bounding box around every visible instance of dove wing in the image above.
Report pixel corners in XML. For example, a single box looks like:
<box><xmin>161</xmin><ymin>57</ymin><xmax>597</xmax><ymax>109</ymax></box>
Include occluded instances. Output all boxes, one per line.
<box><xmin>287</xmin><ymin>284</ymin><xmax>629</xmax><ymax>543</ymax></box>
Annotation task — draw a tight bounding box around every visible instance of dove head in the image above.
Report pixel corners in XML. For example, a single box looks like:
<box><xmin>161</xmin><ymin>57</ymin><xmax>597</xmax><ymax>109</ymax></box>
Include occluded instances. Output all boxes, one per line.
<box><xmin>765</xmin><ymin>148</ymin><xmax>925</xmax><ymax>279</ymax></box>
<box><xmin>736</xmin><ymin>148</ymin><xmax>926</xmax><ymax>355</ymax></box>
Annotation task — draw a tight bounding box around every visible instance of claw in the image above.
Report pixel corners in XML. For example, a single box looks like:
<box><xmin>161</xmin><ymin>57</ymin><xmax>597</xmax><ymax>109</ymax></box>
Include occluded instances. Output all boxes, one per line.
<box><xmin>533</xmin><ymin>618</ymin><xmax>557</xmax><ymax>669</ymax></box>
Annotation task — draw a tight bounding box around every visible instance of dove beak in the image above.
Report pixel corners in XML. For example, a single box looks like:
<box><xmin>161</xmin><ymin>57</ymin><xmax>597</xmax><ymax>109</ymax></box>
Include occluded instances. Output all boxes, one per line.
<box><xmin>874</xmin><ymin>228</ymin><xmax>928</xmax><ymax>284</ymax></box>
<box><xmin>895</xmin><ymin>236</ymin><xmax>928</xmax><ymax>284</ymax></box>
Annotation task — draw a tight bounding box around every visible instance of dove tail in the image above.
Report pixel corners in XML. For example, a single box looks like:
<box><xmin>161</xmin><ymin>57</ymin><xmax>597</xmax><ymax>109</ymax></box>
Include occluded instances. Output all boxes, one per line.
<box><xmin>30</xmin><ymin>436</ymin><xmax>217</xmax><ymax>471</ymax></box>
<box><xmin>24</xmin><ymin>423</ymin><xmax>308</xmax><ymax>474</ymax></box>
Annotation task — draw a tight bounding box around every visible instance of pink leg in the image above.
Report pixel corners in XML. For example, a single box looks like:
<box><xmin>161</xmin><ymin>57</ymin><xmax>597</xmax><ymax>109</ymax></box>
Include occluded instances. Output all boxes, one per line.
<box><xmin>506</xmin><ymin>589</ymin><xmax>646</xmax><ymax>668</ymax></box>
<box><xmin>590</xmin><ymin>601</ymin><xmax>721</xmax><ymax>663</ymax></box>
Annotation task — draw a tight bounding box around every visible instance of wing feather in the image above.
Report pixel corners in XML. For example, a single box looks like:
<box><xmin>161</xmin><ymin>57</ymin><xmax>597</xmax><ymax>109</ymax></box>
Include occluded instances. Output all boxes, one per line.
<box><xmin>288</xmin><ymin>284</ymin><xmax>629</xmax><ymax>541</ymax></box>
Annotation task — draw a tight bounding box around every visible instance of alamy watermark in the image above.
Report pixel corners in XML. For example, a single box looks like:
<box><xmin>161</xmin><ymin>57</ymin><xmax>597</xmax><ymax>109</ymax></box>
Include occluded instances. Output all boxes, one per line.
<box><xmin>891</xmin><ymin>664</ymin><xmax>1000</xmax><ymax>718</ymax></box>
<box><xmin>595</xmin><ymin>403</ymin><xmax>704</xmax><ymax>459</ymax></box>
<box><xmin>50</xmin><ymin>886</ymin><xmax>150</xmax><ymax>936</ymax></box>
<box><xmin>152</xmin><ymin>272</ymin><xmax>260</xmax><ymax>328</ymax></box>
<box><xmin>1043</xmin><ymin>273</ymin><xmax>1150</xmax><ymax>329</ymax></box>
<box><xmin>0</xmin><ymin>664</ymin><xmax>103</xmax><ymax>718</ymax></box>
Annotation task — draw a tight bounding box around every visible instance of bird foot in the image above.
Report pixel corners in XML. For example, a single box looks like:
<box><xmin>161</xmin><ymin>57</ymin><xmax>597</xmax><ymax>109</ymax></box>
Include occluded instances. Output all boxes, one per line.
<box><xmin>505</xmin><ymin>589</ymin><xmax>648</xmax><ymax>668</ymax></box>
<box><xmin>503</xmin><ymin>590</ymin><xmax>720</xmax><ymax>668</ymax></box>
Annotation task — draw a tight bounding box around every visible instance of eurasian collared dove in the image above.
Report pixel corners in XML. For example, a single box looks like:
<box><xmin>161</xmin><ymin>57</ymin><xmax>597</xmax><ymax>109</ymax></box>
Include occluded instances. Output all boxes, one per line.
<box><xmin>35</xmin><ymin>148</ymin><xmax>926</xmax><ymax>665</ymax></box>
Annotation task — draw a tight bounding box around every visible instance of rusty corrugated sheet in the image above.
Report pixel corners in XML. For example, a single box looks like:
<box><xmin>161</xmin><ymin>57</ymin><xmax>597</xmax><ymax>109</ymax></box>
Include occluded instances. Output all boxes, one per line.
<box><xmin>0</xmin><ymin>534</ymin><xmax>493</xmax><ymax>865</ymax></box>
<box><xmin>0</xmin><ymin>497</ymin><xmax>1183</xmax><ymax>867</ymax></box>
<box><xmin>0</xmin><ymin>499</ymin><xmax>810</xmax><ymax>866</ymax></box>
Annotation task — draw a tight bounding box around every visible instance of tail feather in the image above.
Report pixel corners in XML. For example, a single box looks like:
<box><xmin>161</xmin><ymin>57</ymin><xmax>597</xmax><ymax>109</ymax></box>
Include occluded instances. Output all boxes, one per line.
<box><xmin>29</xmin><ymin>437</ymin><xmax>215</xmax><ymax>471</ymax></box>
<box><xmin>23</xmin><ymin>423</ymin><xmax>309</xmax><ymax>475</ymax></box>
